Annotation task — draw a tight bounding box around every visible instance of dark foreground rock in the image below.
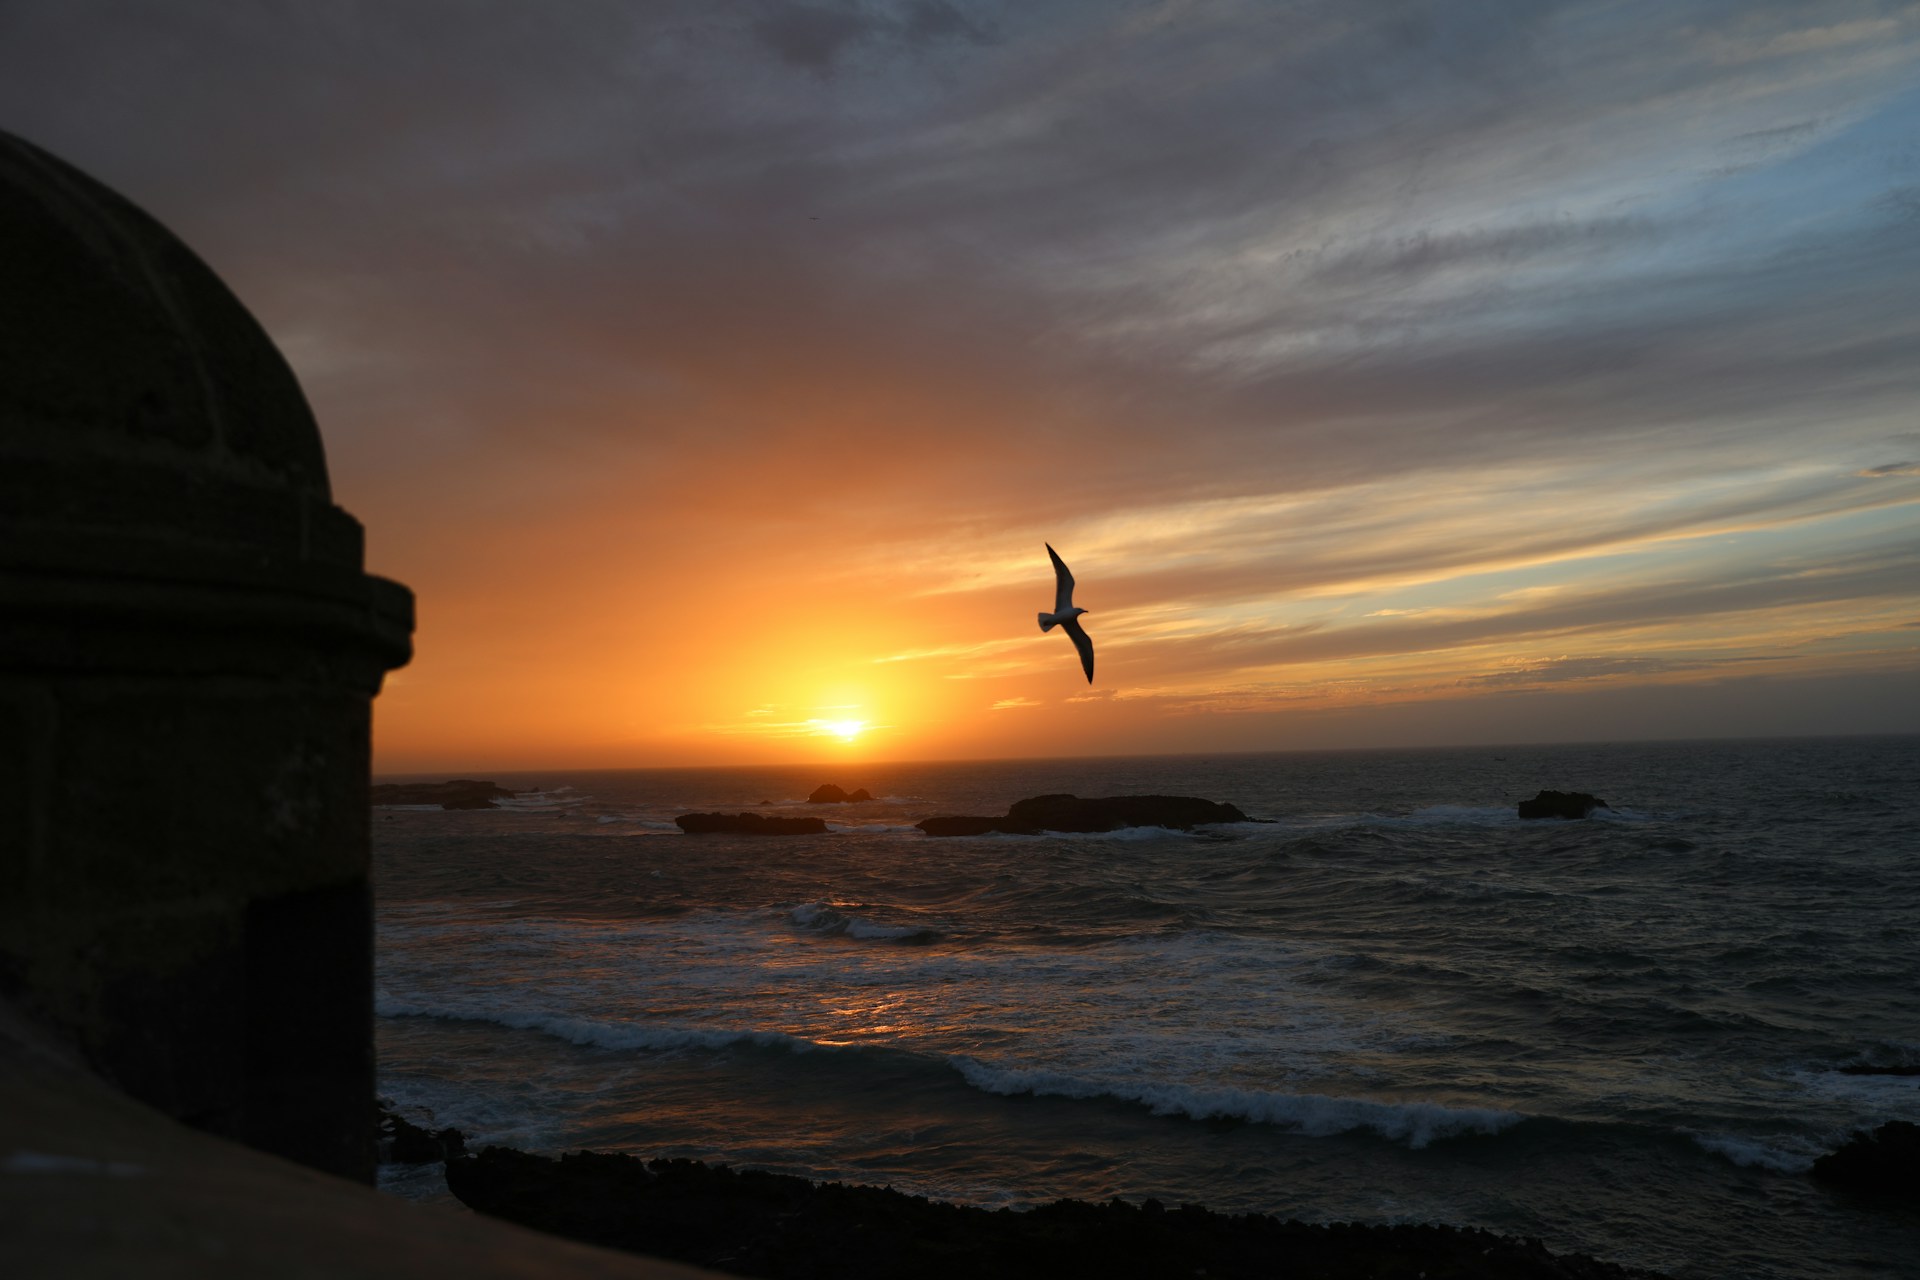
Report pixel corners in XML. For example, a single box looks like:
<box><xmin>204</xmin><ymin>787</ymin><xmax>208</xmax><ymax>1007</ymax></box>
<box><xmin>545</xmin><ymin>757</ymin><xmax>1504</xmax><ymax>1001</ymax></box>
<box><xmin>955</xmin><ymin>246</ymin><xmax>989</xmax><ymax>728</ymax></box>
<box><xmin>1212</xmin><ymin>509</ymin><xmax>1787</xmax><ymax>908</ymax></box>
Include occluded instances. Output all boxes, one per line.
<box><xmin>370</xmin><ymin>778</ymin><xmax>516</xmax><ymax>809</ymax></box>
<box><xmin>808</xmin><ymin>784</ymin><xmax>873</xmax><ymax>803</ymax></box>
<box><xmin>1810</xmin><ymin>1121</ymin><xmax>1920</xmax><ymax>1198</ymax></box>
<box><xmin>445</xmin><ymin>1146</ymin><xmax>1667</xmax><ymax>1280</ymax></box>
<box><xmin>375</xmin><ymin>1102</ymin><xmax>467</xmax><ymax>1165</ymax></box>
<box><xmin>917</xmin><ymin>793</ymin><xmax>1252</xmax><ymax>837</ymax></box>
<box><xmin>1517</xmin><ymin>790</ymin><xmax>1610</xmax><ymax>820</ymax></box>
<box><xmin>676</xmin><ymin>812</ymin><xmax>830</xmax><ymax>835</ymax></box>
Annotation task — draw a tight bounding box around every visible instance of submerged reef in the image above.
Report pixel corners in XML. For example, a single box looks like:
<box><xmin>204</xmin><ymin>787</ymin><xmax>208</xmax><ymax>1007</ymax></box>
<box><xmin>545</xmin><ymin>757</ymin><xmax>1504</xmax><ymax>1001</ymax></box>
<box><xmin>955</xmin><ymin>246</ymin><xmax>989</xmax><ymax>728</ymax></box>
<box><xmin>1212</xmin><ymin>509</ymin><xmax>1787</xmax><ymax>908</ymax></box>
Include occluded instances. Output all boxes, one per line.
<box><xmin>376</xmin><ymin>1101</ymin><xmax>467</xmax><ymax>1165</ymax></box>
<box><xmin>1517</xmin><ymin>790</ymin><xmax>1610</xmax><ymax>820</ymax></box>
<box><xmin>917</xmin><ymin>793</ymin><xmax>1254</xmax><ymax>837</ymax></box>
<box><xmin>445</xmin><ymin>1145</ymin><xmax>1668</xmax><ymax>1279</ymax></box>
<box><xmin>370</xmin><ymin>779</ymin><xmax>516</xmax><ymax>809</ymax></box>
<box><xmin>675</xmin><ymin>812</ymin><xmax>830</xmax><ymax>835</ymax></box>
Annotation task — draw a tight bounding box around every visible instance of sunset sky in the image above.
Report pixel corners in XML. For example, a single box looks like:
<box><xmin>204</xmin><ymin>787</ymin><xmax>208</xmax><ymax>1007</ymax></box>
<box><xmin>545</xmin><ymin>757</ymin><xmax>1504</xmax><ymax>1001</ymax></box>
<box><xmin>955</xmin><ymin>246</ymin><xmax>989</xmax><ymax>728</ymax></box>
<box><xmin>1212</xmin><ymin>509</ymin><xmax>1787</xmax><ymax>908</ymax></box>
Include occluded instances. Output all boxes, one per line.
<box><xmin>5</xmin><ymin>2</ymin><xmax>1918</xmax><ymax>769</ymax></box>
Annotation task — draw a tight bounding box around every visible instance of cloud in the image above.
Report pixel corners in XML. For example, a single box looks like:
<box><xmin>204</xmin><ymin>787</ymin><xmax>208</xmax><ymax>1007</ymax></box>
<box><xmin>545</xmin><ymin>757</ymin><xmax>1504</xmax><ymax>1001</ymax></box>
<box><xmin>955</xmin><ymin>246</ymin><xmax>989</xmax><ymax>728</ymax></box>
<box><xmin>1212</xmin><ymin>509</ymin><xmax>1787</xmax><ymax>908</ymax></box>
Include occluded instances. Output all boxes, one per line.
<box><xmin>754</xmin><ymin>5</ymin><xmax>883</xmax><ymax>72</ymax></box>
<box><xmin>753</xmin><ymin>0</ymin><xmax>993</xmax><ymax>73</ymax></box>
<box><xmin>1462</xmin><ymin>653</ymin><xmax>1782</xmax><ymax>688</ymax></box>
<box><xmin>3</xmin><ymin>2</ymin><xmax>1917</xmax><ymax>762</ymax></box>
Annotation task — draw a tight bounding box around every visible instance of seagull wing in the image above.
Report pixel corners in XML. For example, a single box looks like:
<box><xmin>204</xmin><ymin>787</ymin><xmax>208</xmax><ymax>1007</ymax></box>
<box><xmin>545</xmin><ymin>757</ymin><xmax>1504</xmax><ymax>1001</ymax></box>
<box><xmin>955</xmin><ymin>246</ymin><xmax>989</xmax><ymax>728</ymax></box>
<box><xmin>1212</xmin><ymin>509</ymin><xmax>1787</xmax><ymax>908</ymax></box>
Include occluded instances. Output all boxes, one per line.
<box><xmin>1047</xmin><ymin>543</ymin><xmax>1076</xmax><ymax>613</ymax></box>
<box><xmin>1061</xmin><ymin>616</ymin><xmax>1095</xmax><ymax>684</ymax></box>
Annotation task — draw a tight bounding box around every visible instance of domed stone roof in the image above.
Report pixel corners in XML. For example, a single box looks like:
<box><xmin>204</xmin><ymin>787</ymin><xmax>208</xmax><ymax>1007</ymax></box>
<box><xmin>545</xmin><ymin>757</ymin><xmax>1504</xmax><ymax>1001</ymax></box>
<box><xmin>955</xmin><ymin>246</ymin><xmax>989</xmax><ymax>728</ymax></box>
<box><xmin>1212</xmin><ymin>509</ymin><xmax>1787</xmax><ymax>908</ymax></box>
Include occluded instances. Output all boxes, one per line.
<box><xmin>0</xmin><ymin>128</ymin><xmax>410</xmax><ymax>674</ymax></box>
<box><xmin>0</xmin><ymin>129</ymin><xmax>329</xmax><ymax>495</ymax></box>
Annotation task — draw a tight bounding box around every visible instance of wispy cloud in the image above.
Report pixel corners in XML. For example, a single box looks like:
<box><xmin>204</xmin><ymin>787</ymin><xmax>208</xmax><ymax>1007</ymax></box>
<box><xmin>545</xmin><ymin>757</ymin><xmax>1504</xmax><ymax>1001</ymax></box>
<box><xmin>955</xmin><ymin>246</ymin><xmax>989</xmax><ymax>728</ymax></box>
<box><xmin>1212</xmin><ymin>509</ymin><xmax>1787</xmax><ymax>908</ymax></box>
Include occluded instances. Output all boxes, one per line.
<box><xmin>5</xmin><ymin>2</ymin><xmax>1916</xmax><ymax>764</ymax></box>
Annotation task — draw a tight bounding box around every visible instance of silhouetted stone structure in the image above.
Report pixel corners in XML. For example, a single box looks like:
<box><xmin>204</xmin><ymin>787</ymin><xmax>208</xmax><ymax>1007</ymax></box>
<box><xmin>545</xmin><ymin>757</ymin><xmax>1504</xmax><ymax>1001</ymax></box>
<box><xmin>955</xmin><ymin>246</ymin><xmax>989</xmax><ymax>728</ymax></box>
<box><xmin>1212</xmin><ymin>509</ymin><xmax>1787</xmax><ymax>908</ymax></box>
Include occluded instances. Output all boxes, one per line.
<box><xmin>0</xmin><ymin>131</ymin><xmax>412</xmax><ymax>1182</ymax></box>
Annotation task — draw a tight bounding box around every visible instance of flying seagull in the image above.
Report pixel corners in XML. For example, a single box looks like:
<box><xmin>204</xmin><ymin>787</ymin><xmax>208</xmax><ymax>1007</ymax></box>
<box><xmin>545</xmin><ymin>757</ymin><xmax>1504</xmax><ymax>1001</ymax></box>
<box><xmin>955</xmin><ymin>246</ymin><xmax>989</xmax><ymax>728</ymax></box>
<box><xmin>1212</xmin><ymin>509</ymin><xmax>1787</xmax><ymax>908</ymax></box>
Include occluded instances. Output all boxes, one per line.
<box><xmin>1038</xmin><ymin>543</ymin><xmax>1094</xmax><ymax>683</ymax></box>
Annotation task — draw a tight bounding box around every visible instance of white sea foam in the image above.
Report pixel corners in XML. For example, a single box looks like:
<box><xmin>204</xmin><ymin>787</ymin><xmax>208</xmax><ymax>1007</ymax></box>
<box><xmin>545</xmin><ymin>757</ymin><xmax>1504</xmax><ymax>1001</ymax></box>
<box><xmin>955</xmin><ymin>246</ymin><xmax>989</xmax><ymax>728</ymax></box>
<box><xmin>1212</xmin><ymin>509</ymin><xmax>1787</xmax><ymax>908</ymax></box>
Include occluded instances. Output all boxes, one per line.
<box><xmin>592</xmin><ymin>814</ymin><xmax>683</xmax><ymax>832</ymax></box>
<box><xmin>1689</xmin><ymin>1133</ymin><xmax>1815</xmax><ymax>1173</ymax></box>
<box><xmin>951</xmin><ymin>1059</ymin><xmax>1521</xmax><ymax>1148</ymax></box>
<box><xmin>1788</xmin><ymin>1063</ymin><xmax>1920</xmax><ymax>1105</ymax></box>
<box><xmin>373</xmin><ymin>988</ymin><xmax>1505</xmax><ymax>1150</ymax></box>
<box><xmin>1084</xmin><ymin>824</ymin><xmax>1202</xmax><ymax>841</ymax></box>
<box><xmin>495</xmin><ymin>792</ymin><xmax>590</xmax><ymax>812</ymax></box>
<box><xmin>790</xmin><ymin>901</ymin><xmax>934</xmax><ymax>941</ymax></box>
<box><xmin>1405</xmin><ymin>804</ymin><xmax>1516</xmax><ymax>824</ymax></box>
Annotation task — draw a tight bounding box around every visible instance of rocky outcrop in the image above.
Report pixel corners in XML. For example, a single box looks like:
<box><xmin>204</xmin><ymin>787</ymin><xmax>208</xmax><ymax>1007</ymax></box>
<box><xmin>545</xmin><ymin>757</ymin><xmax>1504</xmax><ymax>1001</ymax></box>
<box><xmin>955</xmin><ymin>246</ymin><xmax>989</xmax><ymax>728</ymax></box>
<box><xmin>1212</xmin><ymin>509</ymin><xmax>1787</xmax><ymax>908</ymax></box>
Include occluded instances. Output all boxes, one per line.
<box><xmin>808</xmin><ymin>784</ymin><xmax>874</xmax><ymax>804</ymax></box>
<box><xmin>917</xmin><ymin>794</ymin><xmax>1252</xmax><ymax>837</ymax></box>
<box><xmin>376</xmin><ymin>1101</ymin><xmax>467</xmax><ymax>1165</ymax></box>
<box><xmin>370</xmin><ymin>779</ymin><xmax>515</xmax><ymax>810</ymax></box>
<box><xmin>1810</xmin><ymin>1121</ymin><xmax>1920</xmax><ymax>1197</ymax></box>
<box><xmin>1517</xmin><ymin>790</ymin><xmax>1609</xmax><ymax>820</ymax></box>
<box><xmin>675</xmin><ymin>812</ymin><xmax>829</xmax><ymax>835</ymax></box>
<box><xmin>445</xmin><ymin>1145</ymin><xmax>1668</xmax><ymax>1280</ymax></box>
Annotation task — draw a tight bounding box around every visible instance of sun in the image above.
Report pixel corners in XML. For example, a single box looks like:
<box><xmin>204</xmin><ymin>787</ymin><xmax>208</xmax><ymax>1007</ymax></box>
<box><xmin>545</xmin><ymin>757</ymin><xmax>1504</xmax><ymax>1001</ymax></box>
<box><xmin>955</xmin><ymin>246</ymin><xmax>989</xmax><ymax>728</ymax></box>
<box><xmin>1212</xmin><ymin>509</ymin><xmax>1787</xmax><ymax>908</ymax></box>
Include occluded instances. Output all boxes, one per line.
<box><xmin>817</xmin><ymin>718</ymin><xmax>866</xmax><ymax>742</ymax></box>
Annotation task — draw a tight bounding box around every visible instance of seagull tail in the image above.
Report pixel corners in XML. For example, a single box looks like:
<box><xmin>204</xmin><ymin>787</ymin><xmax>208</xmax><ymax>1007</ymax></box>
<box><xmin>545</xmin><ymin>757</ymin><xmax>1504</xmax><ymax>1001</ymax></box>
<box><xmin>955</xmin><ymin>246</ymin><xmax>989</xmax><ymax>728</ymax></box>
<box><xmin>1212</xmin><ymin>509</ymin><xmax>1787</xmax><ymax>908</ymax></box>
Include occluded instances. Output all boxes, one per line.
<box><xmin>1038</xmin><ymin>611</ymin><xmax>1057</xmax><ymax>633</ymax></box>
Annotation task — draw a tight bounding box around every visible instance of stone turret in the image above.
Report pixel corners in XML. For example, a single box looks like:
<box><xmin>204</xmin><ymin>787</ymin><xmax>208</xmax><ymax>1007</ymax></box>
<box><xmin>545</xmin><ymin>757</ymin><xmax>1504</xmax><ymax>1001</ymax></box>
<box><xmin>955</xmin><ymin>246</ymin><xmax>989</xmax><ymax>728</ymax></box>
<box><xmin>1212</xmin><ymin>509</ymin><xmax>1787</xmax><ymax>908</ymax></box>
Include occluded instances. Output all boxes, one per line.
<box><xmin>0</xmin><ymin>131</ymin><xmax>413</xmax><ymax>1181</ymax></box>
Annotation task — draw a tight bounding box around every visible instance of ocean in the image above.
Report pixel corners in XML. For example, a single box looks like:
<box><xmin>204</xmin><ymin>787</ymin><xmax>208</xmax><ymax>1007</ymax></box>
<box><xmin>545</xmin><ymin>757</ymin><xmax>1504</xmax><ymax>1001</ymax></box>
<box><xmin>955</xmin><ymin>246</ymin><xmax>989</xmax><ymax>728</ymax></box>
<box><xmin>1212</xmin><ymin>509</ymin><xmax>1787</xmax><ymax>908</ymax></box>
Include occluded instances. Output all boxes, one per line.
<box><xmin>372</xmin><ymin>737</ymin><xmax>1920</xmax><ymax>1279</ymax></box>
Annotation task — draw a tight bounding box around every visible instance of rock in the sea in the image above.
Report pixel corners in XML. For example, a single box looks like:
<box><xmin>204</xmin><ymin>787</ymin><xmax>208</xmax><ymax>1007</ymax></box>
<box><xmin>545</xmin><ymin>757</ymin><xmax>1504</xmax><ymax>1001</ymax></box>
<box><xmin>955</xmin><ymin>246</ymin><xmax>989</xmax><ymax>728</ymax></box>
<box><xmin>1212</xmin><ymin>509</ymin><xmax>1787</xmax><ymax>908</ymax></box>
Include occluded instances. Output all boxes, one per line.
<box><xmin>1517</xmin><ymin>789</ymin><xmax>1610</xmax><ymax>820</ymax></box>
<box><xmin>375</xmin><ymin>1101</ymin><xmax>467</xmax><ymax>1165</ymax></box>
<box><xmin>917</xmin><ymin>793</ymin><xmax>1252</xmax><ymax>837</ymax></box>
<box><xmin>807</xmin><ymin>784</ymin><xmax>873</xmax><ymax>804</ymax></box>
<box><xmin>369</xmin><ymin>779</ymin><xmax>516</xmax><ymax>809</ymax></box>
<box><xmin>675</xmin><ymin>812</ymin><xmax>829</xmax><ymax>835</ymax></box>
<box><xmin>1810</xmin><ymin>1120</ymin><xmax>1920</xmax><ymax>1197</ymax></box>
<box><xmin>445</xmin><ymin>1145</ymin><xmax>1669</xmax><ymax>1279</ymax></box>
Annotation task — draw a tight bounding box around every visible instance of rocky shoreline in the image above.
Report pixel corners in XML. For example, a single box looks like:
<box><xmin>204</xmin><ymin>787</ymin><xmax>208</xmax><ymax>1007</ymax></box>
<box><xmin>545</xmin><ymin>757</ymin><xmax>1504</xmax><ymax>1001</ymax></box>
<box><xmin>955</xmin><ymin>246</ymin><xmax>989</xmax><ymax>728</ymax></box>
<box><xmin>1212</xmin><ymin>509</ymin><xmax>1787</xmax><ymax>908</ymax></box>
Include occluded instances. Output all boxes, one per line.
<box><xmin>438</xmin><ymin>1144</ymin><xmax>1670</xmax><ymax>1279</ymax></box>
<box><xmin>377</xmin><ymin>1116</ymin><xmax>1920</xmax><ymax>1277</ymax></box>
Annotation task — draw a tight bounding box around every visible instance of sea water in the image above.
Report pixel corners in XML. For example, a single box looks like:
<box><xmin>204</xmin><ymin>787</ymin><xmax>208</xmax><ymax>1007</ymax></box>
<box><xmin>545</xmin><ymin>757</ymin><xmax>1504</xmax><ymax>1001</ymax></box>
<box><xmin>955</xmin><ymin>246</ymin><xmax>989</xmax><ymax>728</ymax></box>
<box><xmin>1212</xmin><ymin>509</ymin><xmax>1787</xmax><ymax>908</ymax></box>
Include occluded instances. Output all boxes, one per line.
<box><xmin>373</xmin><ymin>737</ymin><xmax>1920</xmax><ymax>1278</ymax></box>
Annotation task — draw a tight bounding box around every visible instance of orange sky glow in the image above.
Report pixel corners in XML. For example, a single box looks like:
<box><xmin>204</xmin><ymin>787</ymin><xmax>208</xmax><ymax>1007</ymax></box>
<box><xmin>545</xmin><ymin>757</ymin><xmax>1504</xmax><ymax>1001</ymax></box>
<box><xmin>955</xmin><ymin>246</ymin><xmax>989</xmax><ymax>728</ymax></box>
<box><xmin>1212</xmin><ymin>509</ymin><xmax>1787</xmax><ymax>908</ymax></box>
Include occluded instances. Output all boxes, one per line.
<box><xmin>6</xmin><ymin>5</ymin><xmax>1915</xmax><ymax>770</ymax></box>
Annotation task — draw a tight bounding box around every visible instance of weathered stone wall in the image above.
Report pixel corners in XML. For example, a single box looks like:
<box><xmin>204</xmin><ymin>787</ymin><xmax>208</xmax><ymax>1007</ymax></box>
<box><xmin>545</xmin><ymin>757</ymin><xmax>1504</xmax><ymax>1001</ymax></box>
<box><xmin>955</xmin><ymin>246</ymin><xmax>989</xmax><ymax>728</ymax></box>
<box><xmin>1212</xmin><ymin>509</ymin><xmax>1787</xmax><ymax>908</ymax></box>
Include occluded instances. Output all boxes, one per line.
<box><xmin>0</xmin><ymin>130</ymin><xmax>412</xmax><ymax>1182</ymax></box>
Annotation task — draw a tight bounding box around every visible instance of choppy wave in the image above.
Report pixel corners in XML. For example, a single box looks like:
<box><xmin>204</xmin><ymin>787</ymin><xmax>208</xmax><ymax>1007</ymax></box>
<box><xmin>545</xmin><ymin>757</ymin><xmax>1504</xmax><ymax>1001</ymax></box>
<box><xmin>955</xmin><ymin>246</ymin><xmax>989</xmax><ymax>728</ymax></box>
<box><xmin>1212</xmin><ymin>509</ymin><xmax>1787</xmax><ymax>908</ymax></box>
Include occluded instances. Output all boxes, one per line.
<box><xmin>1403</xmin><ymin>804</ymin><xmax>1517</xmax><ymax>825</ymax></box>
<box><xmin>378</xmin><ymin>988</ymin><xmax>1846</xmax><ymax>1178</ymax></box>
<box><xmin>951</xmin><ymin>1058</ymin><xmax>1520</xmax><ymax>1148</ymax></box>
<box><xmin>594</xmin><ymin>814</ymin><xmax>683</xmax><ymax>832</ymax></box>
<box><xmin>375</xmin><ymin>740</ymin><xmax>1920</xmax><ymax>1280</ymax></box>
<box><xmin>491</xmin><ymin>786</ymin><xmax>587</xmax><ymax>817</ymax></box>
<box><xmin>790</xmin><ymin>901</ymin><xmax>941</xmax><ymax>943</ymax></box>
<box><xmin>1689</xmin><ymin>1133</ymin><xmax>1816</xmax><ymax>1173</ymax></box>
<box><xmin>377</xmin><ymin>993</ymin><xmax>1515</xmax><ymax>1150</ymax></box>
<box><xmin>377</xmin><ymin>996</ymin><xmax>826</xmax><ymax>1056</ymax></box>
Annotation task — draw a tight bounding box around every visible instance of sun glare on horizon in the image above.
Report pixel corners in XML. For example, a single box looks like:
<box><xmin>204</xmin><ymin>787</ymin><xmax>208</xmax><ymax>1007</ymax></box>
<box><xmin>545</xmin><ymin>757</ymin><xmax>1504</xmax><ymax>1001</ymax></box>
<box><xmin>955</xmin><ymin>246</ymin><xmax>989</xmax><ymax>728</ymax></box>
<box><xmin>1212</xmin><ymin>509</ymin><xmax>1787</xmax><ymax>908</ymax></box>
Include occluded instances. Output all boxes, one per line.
<box><xmin>815</xmin><ymin>718</ymin><xmax>866</xmax><ymax>742</ymax></box>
